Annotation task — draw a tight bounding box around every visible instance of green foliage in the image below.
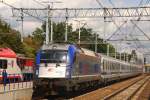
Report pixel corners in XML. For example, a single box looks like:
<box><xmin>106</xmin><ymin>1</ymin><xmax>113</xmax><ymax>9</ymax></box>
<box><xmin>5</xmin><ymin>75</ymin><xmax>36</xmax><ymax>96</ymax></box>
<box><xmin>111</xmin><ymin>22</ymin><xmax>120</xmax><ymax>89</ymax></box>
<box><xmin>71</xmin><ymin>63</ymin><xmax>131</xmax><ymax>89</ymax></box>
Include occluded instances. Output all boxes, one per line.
<box><xmin>0</xmin><ymin>31</ymin><xmax>25</xmax><ymax>54</ymax></box>
<box><xmin>0</xmin><ymin>19</ymin><xmax>11</xmax><ymax>33</ymax></box>
<box><xmin>32</xmin><ymin>28</ymin><xmax>45</xmax><ymax>49</ymax></box>
<box><xmin>23</xmin><ymin>42</ymin><xmax>35</xmax><ymax>58</ymax></box>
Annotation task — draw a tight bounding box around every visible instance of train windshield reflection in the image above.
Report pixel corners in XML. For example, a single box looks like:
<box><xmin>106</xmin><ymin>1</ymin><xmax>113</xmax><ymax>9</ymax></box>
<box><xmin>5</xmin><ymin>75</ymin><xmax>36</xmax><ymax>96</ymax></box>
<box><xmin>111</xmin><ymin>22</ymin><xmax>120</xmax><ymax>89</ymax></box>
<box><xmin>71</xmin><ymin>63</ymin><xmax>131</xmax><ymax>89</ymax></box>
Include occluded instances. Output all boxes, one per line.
<box><xmin>40</xmin><ymin>50</ymin><xmax>67</xmax><ymax>63</ymax></box>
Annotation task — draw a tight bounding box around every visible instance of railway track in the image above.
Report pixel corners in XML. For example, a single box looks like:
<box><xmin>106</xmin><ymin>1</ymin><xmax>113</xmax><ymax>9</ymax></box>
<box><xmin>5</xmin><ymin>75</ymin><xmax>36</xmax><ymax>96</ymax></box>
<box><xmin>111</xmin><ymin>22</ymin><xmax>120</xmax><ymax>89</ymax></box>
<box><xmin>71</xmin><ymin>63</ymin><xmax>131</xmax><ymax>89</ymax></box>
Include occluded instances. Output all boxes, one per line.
<box><xmin>137</xmin><ymin>77</ymin><xmax>150</xmax><ymax>100</ymax></box>
<box><xmin>71</xmin><ymin>75</ymin><xmax>147</xmax><ymax>100</ymax></box>
<box><xmin>103</xmin><ymin>76</ymin><xmax>150</xmax><ymax>100</ymax></box>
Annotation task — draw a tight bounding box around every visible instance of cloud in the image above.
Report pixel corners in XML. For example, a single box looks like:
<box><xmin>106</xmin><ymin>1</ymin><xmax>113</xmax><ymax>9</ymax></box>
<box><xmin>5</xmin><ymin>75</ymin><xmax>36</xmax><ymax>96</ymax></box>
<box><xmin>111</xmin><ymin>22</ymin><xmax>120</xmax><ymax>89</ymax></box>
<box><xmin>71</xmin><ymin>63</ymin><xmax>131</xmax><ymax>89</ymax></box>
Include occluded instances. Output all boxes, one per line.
<box><xmin>14</xmin><ymin>21</ymin><xmax>42</xmax><ymax>36</ymax></box>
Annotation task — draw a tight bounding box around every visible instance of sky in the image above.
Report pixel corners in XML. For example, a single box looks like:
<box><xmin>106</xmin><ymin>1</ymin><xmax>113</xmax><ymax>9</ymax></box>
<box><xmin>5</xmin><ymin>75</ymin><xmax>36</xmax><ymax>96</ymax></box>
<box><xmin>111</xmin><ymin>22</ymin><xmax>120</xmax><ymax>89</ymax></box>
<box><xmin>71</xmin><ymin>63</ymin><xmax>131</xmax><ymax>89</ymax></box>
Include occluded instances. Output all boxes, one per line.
<box><xmin>0</xmin><ymin>0</ymin><xmax>148</xmax><ymax>34</ymax></box>
<box><xmin>0</xmin><ymin>0</ymin><xmax>147</xmax><ymax>34</ymax></box>
<box><xmin>1</xmin><ymin>0</ymin><xmax>150</xmax><ymax>61</ymax></box>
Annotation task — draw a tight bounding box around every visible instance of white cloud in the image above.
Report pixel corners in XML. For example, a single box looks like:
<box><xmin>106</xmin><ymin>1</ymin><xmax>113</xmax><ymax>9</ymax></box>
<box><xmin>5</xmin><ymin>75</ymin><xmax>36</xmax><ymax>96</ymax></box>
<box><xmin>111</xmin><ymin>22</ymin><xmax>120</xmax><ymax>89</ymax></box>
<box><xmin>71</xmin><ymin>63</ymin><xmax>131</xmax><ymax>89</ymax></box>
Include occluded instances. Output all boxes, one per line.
<box><xmin>14</xmin><ymin>21</ymin><xmax>42</xmax><ymax>36</ymax></box>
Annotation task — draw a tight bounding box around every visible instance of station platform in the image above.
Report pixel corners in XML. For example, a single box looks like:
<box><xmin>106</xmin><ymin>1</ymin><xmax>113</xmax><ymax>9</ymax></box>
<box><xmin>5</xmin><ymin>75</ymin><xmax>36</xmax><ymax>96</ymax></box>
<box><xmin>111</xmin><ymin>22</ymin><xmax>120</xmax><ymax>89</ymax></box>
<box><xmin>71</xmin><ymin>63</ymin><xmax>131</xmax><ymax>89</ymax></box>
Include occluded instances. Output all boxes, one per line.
<box><xmin>0</xmin><ymin>81</ymin><xmax>33</xmax><ymax>100</ymax></box>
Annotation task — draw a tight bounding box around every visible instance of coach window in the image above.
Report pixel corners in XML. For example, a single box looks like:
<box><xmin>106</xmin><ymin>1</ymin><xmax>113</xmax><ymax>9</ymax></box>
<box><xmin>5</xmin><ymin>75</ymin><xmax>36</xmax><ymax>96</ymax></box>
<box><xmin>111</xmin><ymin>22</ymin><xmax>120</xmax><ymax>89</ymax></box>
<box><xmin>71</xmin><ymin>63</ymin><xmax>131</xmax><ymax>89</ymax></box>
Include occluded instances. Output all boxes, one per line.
<box><xmin>116</xmin><ymin>63</ymin><xmax>118</xmax><ymax>72</ymax></box>
<box><xmin>104</xmin><ymin>60</ymin><xmax>106</xmax><ymax>72</ymax></box>
<box><xmin>116</xmin><ymin>63</ymin><xmax>117</xmax><ymax>72</ymax></box>
<box><xmin>11</xmin><ymin>60</ymin><xmax>14</xmax><ymax>67</ymax></box>
<box><xmin>109</xmin><ymin>61</ymin><xmax>111</xmax><ymax>72</ymax></box>
<box><xmin>0</xmin><ymin>59</ymin><xmax>7</xmax><ymax>69</ymax></box>
<box><xmin>110</xmin><ymin>61</ymin><xmax>112</xmax><ymax>71</ymax></box>
<box><xmin>111</xmin><ymin>62</ymin><xmax>113</xmax><ymax>72</ymax></box>
<box><xmin>108</xmin><ymin>61</ymin><xmax>109</xmax><ymax>72</ymax></box>
<box><xmin>114</xmin><ymin>62</ymin><xmax>116</xmax><ymax>72</ymax></box>
<box><xmin>124</xmin><ymin>65</ymin><xmax>126</xmax><ymax>72</ymax></box>
<box><xmin>114</xmin><ymin>63</ymin><xmax>116</xmax><ymax>72</ymax></box>
<box><xmin>105</xmin><ymin>60</ymin><xmax>107</xmax><ymax>72</ymax></box>
<box><xmin>107</xmin><ymin>61</ymin><xmax>109</xmax><ymax>72</ymax></box>
<box><xmin>109</xmin><ymin>61</ymin><xmax>111</xmax><ymax>71</ymax></box>
<box><xmin>112</xmin><ymin>62</ymin><xmax>114</xmax><ymax>72</ymax></box>
<box><xmin>103</xmin><ymin>60</ymin><xmax>105</xmax><ymax>72</ymax></box>
<box><xmin>118</xmin><ymin>63</ymin><xmax>120</xmax><ymax>72</ymax></box>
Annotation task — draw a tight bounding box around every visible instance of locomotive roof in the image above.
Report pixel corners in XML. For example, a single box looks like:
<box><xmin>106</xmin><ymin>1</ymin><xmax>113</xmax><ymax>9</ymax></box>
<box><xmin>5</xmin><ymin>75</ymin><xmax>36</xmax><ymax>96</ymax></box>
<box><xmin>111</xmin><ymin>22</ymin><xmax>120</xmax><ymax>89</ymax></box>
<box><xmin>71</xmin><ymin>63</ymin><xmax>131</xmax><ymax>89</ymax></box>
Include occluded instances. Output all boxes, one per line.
<box><xmin>100</xmin><ymin>53</ymin><xmax>131</xmax><ymax>65</ymax></box>
<box><xmin>17</xmin><ymin>54</ymin><xmax>34</xmax><ymax>59</ymax></box>
<box><xmin>80</xmin><ymin>48</ymin><xmax>98</xmax><ymax>57</ymax></box>
<box><xmin>0</xmin><ymin>48</ymin><xmax>16</xmax><ymax>58</ymax></box>
<box><xmin>100</xmin><ymin>53</ymin><xmax>142</xmax><ymax>67</ymax></box>
<box><xmin>41</xmin><ymin>43</ymin><xmax>69</xmax><ymax>50</ymax></box>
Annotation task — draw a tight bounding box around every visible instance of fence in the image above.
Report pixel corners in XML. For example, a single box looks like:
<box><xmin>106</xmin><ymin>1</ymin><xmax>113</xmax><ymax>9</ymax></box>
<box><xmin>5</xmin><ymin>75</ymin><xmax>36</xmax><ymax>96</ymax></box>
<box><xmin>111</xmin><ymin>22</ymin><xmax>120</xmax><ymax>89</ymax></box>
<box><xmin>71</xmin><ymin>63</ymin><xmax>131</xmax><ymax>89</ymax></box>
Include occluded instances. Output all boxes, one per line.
<box><xmin>0</xmin><ymin>73</ymin><xmax>33</xmax><ymax>93</ymax></box>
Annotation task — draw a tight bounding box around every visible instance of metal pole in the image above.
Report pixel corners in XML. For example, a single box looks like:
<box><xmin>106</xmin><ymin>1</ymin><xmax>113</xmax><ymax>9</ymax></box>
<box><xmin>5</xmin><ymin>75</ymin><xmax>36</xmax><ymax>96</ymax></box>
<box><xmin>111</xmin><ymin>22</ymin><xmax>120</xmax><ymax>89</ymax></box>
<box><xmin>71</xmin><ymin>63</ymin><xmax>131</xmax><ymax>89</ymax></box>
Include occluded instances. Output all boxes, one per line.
<box><xmin>115</xmin><ymin>48</ymin><xmax>116</xmax><ymax>59</ymax></box>
<box><xmin>46</xmin><ymin>6</ymin><xmax>49</xmax><ymax>44</ymax></box>
<box><xmin>115</xmin><ymin>44</ymin><xmax>117</xmax><ymax>59</ymax></box>
<box><xmin>124</xmin><ymin>53</ymin><xmax>126</xmax><ymax>61</ymax></box>
<box><xmin>65</xmin><ymin>8</ymin><xmax>68</xmax><ymax>42</ymax></box>
<box><xmin>50</xmin><ymin>19</ymin><xmax>53</xmax><ymax>43</ymax></box>
<box><xmin>107</xmin><ymin>44</ymin><xmax>109</xmax><ymax>56</ymax></box>
<box><xmin>120</xmin><ymin>53</ymin><xmax>121</xmax><ymax>60</ymax></box>
<box><xmin>95</xmin><ymin>34</ymin><xmax>98</xmax><ymax>53</ymax></box>
<box><xmin>50</xmin><ymin>3</ymin><xmax>53</xmax><ymax>43</ymax></box>
<box><xmin>21</xmin><ymin>9</ymin><xmax>24</xmax><ymax>42</ymax></box>
<box><xmin>65</xmin><ymin>19</ymin><xmax>68</xmax><ymax>42</ymax></box>
<box><xmin>78</xmin><ymin>21</ymin><xmax>81</xmax><ymax>45</ymax></box>
<box><xmin>21</xmin><ymin>18</ymin><xmax>24</xmax><ymax>42</ymax></box>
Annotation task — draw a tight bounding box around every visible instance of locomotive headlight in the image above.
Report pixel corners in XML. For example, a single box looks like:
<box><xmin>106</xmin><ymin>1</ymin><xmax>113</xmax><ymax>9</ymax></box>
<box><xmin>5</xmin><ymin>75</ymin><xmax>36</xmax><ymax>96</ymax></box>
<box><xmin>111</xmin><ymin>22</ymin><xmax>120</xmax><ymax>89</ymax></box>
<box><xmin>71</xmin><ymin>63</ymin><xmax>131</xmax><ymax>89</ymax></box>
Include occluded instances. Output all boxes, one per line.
<box><xmin>66</xmin><ymin>71</ymin><xmax>69</xmax><ymax>76</ymax></box>
<box><xmin>36</xmin><ymin>70</ymin><xmax>39</xmax><ymax>75</ymax></box>
<box><xmin>62</xmin><ymin>55</ymin><xmax>67</xmax><ymax>61</ymax></box>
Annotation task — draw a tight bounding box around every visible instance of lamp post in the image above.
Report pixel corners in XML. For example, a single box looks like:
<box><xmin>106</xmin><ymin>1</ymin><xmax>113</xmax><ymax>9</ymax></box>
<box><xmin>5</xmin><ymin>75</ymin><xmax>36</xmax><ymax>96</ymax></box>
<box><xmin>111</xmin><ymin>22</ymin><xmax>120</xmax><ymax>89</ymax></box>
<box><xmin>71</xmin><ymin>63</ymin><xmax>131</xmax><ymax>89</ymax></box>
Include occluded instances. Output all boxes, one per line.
<box><xmin>95</xmin><ymin>33</ymin><xmax>98</xmax><ymax>53</ymax></box>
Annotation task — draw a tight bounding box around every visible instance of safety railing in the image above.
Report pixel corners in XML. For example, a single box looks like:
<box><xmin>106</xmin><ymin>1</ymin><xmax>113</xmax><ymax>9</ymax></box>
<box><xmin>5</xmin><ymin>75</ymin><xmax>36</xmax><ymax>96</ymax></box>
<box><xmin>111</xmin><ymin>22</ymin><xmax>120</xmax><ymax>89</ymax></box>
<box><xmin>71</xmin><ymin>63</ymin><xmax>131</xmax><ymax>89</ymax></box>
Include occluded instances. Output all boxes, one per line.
<box><xmin>0</xmin><ymin>73</ymin><xmax>33</xmax><ymax>93</ymax></box>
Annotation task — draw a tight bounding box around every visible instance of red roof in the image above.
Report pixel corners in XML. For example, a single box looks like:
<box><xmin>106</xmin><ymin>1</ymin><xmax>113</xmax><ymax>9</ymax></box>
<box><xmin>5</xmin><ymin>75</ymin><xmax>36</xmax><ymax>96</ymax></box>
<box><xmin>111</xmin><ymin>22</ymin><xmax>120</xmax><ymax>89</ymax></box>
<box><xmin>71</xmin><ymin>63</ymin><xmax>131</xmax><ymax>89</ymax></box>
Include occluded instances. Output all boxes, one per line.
<box><xmin>0</xmin><ymin>48</ymin><xmax>16</xmax><ymax>58</ymax></box>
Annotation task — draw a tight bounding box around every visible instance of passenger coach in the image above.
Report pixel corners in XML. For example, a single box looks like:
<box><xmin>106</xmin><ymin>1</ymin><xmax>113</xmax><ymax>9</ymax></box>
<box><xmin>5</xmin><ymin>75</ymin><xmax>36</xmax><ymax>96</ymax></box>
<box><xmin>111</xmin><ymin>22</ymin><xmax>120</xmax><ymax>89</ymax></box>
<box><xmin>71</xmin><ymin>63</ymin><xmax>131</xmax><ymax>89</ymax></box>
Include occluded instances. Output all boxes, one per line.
<box><xmin>0</xmin><ymin>48</ymin><xmax>23</xmax><ymax>82</ymax></box>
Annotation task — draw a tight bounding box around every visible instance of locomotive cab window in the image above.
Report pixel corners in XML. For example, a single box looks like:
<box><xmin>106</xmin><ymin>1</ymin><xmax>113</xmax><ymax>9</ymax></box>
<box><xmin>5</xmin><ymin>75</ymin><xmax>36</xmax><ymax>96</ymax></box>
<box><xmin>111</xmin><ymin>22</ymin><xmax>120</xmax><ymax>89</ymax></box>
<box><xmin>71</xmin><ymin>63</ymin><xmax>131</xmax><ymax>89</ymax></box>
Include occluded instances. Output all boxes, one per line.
<box><xmin>0</xmin><ymin>59</ymin><xmax>7</xmax><ymax>69</ymax></box>
<box><xmin>40</xmin><ymin>50</ymin><xmax>67</xmax><ymax>64</ymax></box>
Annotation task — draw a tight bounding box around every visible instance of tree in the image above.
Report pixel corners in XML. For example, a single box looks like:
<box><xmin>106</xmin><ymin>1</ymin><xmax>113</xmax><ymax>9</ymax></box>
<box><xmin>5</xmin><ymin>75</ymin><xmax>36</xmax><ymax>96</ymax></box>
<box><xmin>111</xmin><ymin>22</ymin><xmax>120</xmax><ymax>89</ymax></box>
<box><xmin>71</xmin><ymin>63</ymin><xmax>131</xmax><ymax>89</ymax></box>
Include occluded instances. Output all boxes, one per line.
<box><xmin>0</xmin><ymin>18</ymin><xmax>25</xmax><ymax>54</ymax></box>
<box><xmin>0</xmin><ymin>32</ymin><xmax>24</xmax><ymax>54</ymax></box>
<box><xmin>32</xmin><ymin>28</ymin><xmax>45</xmax><ymax>49</ymax></box>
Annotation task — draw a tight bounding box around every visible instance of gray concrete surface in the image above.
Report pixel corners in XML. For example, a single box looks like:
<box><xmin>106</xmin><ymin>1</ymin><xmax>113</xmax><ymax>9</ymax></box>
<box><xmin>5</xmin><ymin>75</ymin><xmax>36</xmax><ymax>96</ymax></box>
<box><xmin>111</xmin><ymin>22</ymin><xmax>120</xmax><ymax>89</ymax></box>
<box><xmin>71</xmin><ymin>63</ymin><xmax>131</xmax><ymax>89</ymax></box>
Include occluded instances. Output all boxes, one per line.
<box><xmin>0</xmin><ymin>82</ymin><xmax>33</xmax><ymax>100</ymax></box>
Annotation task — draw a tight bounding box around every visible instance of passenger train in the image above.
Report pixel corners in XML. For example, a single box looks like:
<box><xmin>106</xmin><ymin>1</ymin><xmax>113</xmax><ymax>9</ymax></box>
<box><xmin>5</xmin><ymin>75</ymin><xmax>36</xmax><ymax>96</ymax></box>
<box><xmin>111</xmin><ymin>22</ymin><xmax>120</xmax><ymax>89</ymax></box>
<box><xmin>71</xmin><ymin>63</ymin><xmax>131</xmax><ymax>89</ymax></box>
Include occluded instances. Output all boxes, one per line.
<box><xmin>33</xmin><ymin>44</ymin><xmax>143</xmax><ymax>95</ymax></box>
<box><xmin>17</xmin><ymin>56</ymin><xmax>34</xmax><ymax>81</ymax></box>
<box><xmin>0</xmin><ymin>48</ymin><xmax>34</xmax><ymax>82</ymax></box>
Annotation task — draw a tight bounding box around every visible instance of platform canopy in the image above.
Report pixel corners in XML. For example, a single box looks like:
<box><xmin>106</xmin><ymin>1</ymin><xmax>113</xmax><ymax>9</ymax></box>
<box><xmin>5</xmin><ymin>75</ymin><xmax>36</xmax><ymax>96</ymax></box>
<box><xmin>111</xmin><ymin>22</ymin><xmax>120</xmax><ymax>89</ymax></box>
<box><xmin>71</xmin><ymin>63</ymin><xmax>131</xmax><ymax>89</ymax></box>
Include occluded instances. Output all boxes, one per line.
<box><xmin>0</xmin><ymin>48</ymin><xmax>16</xmax><ymax>58</ymax></box>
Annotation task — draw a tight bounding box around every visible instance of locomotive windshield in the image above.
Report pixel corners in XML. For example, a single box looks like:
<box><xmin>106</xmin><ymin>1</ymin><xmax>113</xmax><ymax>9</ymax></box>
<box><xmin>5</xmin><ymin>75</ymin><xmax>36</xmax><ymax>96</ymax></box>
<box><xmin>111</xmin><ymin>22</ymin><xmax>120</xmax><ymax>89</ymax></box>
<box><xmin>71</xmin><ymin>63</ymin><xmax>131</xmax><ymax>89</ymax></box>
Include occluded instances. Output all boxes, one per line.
<box><xmin>40</xmin><ymin>50</ymin><xmax>67</xmax><ymax>63</ymax></box>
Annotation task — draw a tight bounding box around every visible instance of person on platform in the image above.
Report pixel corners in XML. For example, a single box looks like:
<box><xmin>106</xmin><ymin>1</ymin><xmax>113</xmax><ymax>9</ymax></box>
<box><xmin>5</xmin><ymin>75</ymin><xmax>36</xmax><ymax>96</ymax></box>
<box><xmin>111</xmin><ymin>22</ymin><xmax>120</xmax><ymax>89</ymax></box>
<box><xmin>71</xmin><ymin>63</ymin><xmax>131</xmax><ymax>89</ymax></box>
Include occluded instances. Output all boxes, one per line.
<box><xmin>2</xmin><ymin>69</ymin><xmax>8</xmax><ymax>86</ymax></box>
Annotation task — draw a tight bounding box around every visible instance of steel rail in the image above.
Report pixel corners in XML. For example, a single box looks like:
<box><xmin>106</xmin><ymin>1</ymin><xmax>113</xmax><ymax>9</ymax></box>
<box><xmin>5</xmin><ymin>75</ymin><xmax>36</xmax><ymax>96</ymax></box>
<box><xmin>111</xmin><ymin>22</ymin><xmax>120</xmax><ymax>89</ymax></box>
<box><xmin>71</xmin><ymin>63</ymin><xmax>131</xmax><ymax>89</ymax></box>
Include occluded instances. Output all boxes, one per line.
<box><xmin>103</xmin><ymin>76</ymin><xmax>145</xmax><ymax>100</ymax></box>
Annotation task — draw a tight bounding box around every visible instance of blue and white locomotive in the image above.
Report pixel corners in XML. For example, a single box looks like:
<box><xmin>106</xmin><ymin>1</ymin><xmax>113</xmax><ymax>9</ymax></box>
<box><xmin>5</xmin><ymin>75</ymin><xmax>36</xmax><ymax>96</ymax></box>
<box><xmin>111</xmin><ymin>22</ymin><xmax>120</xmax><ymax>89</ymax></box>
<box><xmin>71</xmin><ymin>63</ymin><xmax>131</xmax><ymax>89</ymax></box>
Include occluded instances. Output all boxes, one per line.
<box><xmin>34</xmin><ymin>43</ymin><xmax>143</xmax><ymax>95</ymax></box>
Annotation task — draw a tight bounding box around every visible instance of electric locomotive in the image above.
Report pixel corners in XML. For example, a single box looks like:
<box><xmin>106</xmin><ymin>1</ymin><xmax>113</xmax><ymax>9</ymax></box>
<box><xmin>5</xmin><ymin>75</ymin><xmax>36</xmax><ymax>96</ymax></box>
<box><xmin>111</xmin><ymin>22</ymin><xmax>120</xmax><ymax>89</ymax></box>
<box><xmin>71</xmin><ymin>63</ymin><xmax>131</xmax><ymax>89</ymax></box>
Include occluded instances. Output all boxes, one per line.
<box><xmin>34</xmin><ymin>44</ymin><xmax>101</xmax><ymax>95</ymax></box>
